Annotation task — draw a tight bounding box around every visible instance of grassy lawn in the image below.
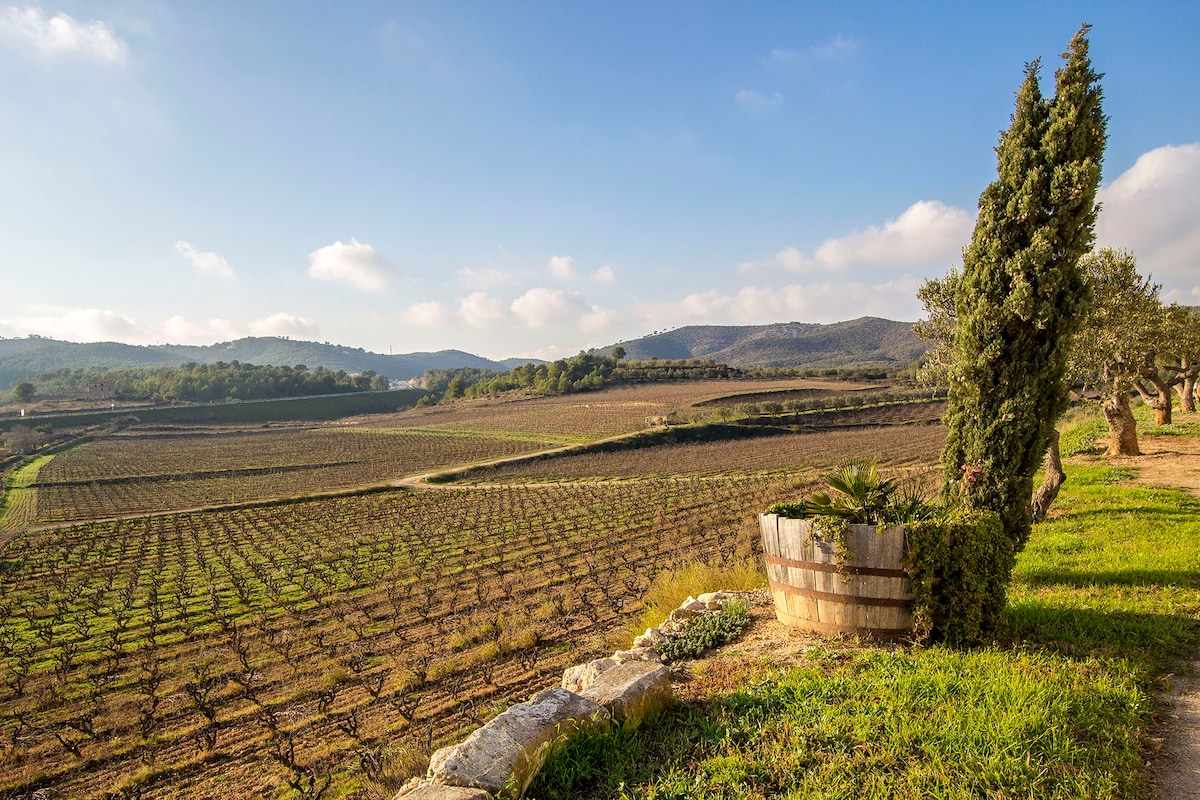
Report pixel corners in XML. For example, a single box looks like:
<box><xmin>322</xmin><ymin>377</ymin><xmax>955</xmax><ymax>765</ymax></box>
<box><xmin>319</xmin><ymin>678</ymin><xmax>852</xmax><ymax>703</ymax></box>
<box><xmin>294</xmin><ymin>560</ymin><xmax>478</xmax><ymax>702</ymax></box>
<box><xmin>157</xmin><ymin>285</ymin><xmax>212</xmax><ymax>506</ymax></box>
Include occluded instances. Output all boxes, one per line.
<box><xmin>530</xmin><ymin>437</ymin><xmax>1200</xmax><ymax>799</ymax></box>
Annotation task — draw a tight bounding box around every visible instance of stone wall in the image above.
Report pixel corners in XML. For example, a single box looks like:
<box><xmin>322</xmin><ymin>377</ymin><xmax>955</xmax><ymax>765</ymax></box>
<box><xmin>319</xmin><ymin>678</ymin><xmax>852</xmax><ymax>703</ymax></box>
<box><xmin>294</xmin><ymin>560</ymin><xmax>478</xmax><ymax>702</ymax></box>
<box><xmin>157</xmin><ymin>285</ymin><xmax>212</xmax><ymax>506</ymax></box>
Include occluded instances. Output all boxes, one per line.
<box><xmin>394</xmin><ymin>591</ymin><xmax>739</xmax><ymax>800</ymax></box>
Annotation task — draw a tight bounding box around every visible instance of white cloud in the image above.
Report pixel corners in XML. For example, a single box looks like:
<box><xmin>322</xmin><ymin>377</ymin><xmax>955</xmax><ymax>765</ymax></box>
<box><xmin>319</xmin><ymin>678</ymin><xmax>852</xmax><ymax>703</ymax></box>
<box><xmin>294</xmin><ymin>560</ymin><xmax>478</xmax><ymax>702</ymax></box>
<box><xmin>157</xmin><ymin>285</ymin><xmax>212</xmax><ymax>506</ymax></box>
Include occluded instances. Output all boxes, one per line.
<box><xmin>511</xmin><ymin>287</ymin><xmax>584</xmax><ymax>327</ymax></box>
<box><xmin>771</xmin><ymin>35</ymin><xmax>860</xmax><ymax>64</ymax></box>
<box><xmin>456</xmin><ymin>267</ymin><xmax>515</xmax><ymax>291</ymax></box>
<box><xmin>1097</xmin><ymin>143</ymin><xmax>1200</xmax><ymax>286</ymax></box>
<box><xmin>548</xmin><ymin>255</ymin><xmax>575</xmax><ymax>280</ymax></box>
<box><xmin>741</xmin><ymin>200</ymin><xmax>972</xmax><ymax>274</ymax></box>
<box><xmin>175</xmin><ymin>240</ymin><xmax>235</xmax><ymax>279</ymax></box>
<box><xmin>735</xmin><ymin>89</ymin><xmax>784</xmax><ymax>108</ymax></box>
<box><xmin>592</xmin><ymin>265</ymin><xmax>615</xmax><ymax>283</ymax></box>
<box><xmin>248</xmin><ymin>313</ymin><xmax>319</xmax><ymax>339</ymax></box>
<box><xmin>0</xmin><ymin>6</ymin><xmax>128</xmax><ymax>63</ymax></box>
<box><xmin>459</xmin><ymin>291</ymin><xmax>512</xmax><ymax>329</ymax></box>
<box><xmin>307</xmin><ymin>238</ymin><xmax>391</xmax><ymax>291</ymax></box>
<box><xmin>5</xmin><ymin>306</ymin><xmax>148</xmax><ymax>343</ymax></box>
<box><xmin>402</xmin><ymin>301</ymin><xmax>455</xmax><ymax>328</ymax></box>
<box><xmin>635</xmin><ymin>277</ymin><xmax>923</xmax><ymax>329</ymax></box>
<box><xmin>1</xmin><ymin>308</ymin><xmax>319</xmax><ymax>347</ymax></box>
<box><xmin>738</xmin><ymin>246</ymin><xmax>812</xmax><ymax>274</ymax></box>
<box><xmin>579</xmin><ymin>305</ymin><xmax>621</xmax><ymax>332</ymax></box>
<box><xmin>161</xmin><ymin>315</ymin><xmax>241</xmax><ymax>344</ymax></box>
<box><xmin>1164</xmin><ymin>286</ymin><xmax>1200</xmax><ymax>304</ymax></box>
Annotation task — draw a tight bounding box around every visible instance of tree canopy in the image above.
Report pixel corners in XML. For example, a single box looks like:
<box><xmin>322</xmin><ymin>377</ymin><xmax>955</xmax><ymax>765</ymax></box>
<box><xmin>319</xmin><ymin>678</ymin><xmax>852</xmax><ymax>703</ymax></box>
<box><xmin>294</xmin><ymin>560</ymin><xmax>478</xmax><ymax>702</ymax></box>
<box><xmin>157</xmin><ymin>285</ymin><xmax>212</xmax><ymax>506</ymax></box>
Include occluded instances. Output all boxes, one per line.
<box><xmin>21</xmin><ymin>362</ymin><xmax>388</xmax><ymax>404</ymax></box>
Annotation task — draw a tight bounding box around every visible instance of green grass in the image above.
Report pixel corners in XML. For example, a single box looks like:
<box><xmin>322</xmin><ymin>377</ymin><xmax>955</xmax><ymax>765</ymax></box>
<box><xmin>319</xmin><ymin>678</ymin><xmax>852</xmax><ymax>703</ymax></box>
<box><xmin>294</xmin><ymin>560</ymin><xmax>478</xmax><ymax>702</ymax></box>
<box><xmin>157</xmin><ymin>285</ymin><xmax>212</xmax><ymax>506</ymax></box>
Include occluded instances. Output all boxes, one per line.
<box><xmin>530</xmin><ymin>456</ymin><xmax>1200</xmax><ymax>800</ymax></box>
<box><xmin>0</xmin><ymin>453</ymin><xmax>53</xmax><ymax>531</ymax></box>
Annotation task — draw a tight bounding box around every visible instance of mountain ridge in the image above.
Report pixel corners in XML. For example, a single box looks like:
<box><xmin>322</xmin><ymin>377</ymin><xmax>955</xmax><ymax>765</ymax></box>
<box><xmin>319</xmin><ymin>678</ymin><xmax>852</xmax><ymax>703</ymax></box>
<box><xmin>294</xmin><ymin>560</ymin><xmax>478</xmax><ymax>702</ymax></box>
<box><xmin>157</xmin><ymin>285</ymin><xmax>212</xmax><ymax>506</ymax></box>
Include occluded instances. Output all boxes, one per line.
<box><xmin>600</xmin><ymin>317</ymin><xmax>927</xmax><ymax>369</ymax></box>
<box><xmin>0</xmin><ymin>317</ymin><xmax>929</xmax><ymax>390</ymax></box>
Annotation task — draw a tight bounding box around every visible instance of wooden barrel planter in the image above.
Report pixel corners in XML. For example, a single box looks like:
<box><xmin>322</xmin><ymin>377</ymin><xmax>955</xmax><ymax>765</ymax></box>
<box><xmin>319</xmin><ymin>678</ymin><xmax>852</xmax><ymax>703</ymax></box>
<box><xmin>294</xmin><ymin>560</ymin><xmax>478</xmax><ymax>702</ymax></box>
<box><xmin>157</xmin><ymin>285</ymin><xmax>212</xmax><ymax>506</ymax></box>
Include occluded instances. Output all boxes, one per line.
<box><xmin>759</xmin><ymin>513</ymin><xmax>913</xmax><ymax>638</ymax></box>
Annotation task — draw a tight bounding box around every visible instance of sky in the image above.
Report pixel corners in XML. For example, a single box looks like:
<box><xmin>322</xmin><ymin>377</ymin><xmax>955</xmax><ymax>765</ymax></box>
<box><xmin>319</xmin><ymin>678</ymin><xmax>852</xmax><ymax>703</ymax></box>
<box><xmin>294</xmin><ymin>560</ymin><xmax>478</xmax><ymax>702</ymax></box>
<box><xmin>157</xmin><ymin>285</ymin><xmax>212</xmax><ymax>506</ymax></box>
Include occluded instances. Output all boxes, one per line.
<box><xmin>1</xmin><ymin>2</ymin><xmax>1197</xmax><ymax>361</ymax></box>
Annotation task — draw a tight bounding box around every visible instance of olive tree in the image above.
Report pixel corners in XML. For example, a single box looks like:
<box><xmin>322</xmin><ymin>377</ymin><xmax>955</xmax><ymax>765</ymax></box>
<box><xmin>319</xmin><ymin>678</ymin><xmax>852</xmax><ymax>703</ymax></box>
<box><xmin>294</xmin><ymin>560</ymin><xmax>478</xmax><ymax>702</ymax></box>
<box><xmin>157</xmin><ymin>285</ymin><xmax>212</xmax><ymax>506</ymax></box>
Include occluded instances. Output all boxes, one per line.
<box><xmin>1067</xmin><ymin>247</ymin><xmax>1163</xmax><ymax>455</ymax></box>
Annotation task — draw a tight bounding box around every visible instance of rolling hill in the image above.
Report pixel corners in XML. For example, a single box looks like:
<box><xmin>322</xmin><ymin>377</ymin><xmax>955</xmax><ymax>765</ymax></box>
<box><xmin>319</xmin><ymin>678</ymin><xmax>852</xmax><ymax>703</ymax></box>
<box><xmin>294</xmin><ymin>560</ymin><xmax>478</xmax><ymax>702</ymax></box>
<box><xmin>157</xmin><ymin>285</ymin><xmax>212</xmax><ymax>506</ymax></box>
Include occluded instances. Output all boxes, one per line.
<box><xmin>1</xmin><ymin>317</ymin><xmax>929</xmax><ymax>391</ymax></box>
<box><xmin>601</xmin><ymin>317</ymin><xmax>928</xmax><ymax>369</ymax></box>
<box><xmin>0</xmin><ymin>337</ymin><xmax>517</xmax><ymax>390</ymax></box>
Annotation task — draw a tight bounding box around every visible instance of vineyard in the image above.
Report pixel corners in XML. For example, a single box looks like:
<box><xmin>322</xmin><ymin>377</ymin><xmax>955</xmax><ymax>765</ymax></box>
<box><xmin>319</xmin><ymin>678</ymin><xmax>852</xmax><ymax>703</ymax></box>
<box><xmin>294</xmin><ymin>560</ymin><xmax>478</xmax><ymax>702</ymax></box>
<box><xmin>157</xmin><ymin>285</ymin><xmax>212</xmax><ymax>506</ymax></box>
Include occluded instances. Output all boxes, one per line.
<box><xmin>18</xmin><ymin>429</ymin><xmax>555</xmax><ymax>526</ymax></box>
<box><xmin>361</xmin><ymin>378</ymin><xmax>874</xmax><ymax>440</ymax></box>
<box><xmin>0</xmin><ymin>475</ymin><xmax>824</xmax><ymax>798</ymax></box>
<box><xmin>0</xmin><ymin>377</ymin><xmax>949</xmax><ymax>798</ymax></box>
<box><xmin>455</xmin><ymin>424</ymin><xmax>946</xmax><ymax>483</ymax></box>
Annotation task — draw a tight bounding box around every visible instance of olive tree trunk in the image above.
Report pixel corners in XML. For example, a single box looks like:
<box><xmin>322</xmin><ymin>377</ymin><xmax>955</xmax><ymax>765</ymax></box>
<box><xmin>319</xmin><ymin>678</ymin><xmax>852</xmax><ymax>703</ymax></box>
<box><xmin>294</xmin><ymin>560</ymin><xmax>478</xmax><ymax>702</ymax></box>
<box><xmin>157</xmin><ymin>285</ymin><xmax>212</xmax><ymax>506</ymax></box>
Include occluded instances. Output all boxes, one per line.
<box><xmin>1103</xmin><ymin>390</ymin><xmax>1140</xmax><ymax>456</ymax></box>
<box><xmin>1178</xmin><ymin>358</ymin><xmax>1197</xmax><ymax>413</ymax></box>
<box><xmin>1030</xmin><ymin>430</ymin><xmax>1065</xmax><ymax>522</ymax></box>
<box><xmin>1135</xmin><ymin>371</ymin><xmax>1173</xmax><ymax>425</ymax></box>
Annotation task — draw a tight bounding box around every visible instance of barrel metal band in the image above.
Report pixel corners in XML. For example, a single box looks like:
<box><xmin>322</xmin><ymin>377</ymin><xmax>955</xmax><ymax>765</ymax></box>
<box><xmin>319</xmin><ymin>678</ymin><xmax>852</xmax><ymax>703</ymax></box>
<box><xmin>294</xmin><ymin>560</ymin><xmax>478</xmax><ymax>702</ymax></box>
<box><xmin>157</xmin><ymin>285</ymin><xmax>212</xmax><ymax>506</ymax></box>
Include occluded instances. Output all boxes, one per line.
<box><xmin>769</xmin><ymin>577</ymin><xmax>913</xmax><ymax>608</ymax></box>
<box><xmin>764</xmin><ymin>554</ymin><xmax>908</xmax><ymax>579</ymax></box>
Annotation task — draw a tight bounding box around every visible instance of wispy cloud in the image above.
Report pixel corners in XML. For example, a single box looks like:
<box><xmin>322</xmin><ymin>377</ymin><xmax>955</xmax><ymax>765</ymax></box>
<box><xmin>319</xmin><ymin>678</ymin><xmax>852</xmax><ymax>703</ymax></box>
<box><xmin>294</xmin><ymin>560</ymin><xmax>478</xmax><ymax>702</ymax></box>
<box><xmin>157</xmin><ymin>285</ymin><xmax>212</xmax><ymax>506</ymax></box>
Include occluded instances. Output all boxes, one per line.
<box><xmin>739</xmin><ymin>200</ymin><xmax>973</xmax><ymax>274</ymax></box>
<box><xmin>771</xmin><ymin>35</ymin><xmax>861</xmax><ymax>64</ymax></box>
<box><xmin>307</xmin><ymin>238</ymin><xmax>391</xmax><ymax>291</ymax></box>
<box><xmin>636</xmin><ymin>276</ymin><xmax>923</xmax><ymax>329</ymax></box>
<box><xmin>0</xmin><ymin>6</ymin><xmax>128</xmax><ymax>63</ymax></box>
<box><xmin>456</xmin><ymin>267</ymin><xmax>515</xmax><ymax>291</ymax></box>
<box><xmin>592</xmin><ymin>265</ymin><xmax>615</xmax><ymax>283</ymax></box>
<box><xmin>175</xmin><ymin>240</ymin><xmax>235</xmax><ymax>279</ymax></box>
<box><xmin>735</xmin><ymin>89</ymin><xmax>784</xmax><ymax>109</ymax></box>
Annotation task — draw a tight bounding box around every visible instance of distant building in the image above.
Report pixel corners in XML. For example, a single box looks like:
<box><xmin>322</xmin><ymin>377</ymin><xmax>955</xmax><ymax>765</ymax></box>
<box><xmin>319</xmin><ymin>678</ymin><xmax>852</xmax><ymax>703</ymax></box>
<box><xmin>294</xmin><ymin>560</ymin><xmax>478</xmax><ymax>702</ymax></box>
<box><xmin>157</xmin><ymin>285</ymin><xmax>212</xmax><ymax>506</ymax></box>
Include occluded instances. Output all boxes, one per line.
<box><xmin>84</xmin><ymin>381</ymin><xmax>115</xmax><ymax>399</ymax></box>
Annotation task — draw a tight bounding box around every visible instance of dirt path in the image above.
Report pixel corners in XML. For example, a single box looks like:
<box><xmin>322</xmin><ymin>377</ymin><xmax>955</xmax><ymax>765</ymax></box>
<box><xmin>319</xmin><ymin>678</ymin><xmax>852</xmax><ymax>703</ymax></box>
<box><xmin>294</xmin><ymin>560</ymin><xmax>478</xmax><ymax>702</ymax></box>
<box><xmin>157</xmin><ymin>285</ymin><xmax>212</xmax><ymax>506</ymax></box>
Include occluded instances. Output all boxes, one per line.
<box><xmin>1114</xmin><ymin>435</ymin><xmax>1200</xmax><ymax>800</ymax></box>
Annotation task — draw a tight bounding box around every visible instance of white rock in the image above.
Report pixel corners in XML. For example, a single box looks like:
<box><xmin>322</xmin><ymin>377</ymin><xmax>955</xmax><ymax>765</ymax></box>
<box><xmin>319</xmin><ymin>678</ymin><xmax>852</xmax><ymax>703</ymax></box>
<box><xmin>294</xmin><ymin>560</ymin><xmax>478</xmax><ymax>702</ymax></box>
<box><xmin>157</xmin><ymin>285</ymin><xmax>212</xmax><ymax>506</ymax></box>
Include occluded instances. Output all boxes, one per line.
<box><xmin>561</xmin><ymin>657</ymin><xmax>616</xmax><ymax>693</ymax></box>
<box><xmin>580</xmin><ymin>661</ymin><xmax>673</xmax><ymax>724</ymax></box>
<box><xmin>679</xmin><ymin>597</ymin><xmax>706</xmax><ymax>613</ymax></box>
<box><xmin>427</xmin><ymin>688</ymin><xmax>609</xmax><ymax>798</ymax></box>
<box><xmin>612</xmin><ymin>646</ymin><xmax>657</xmax><ymax>665</ymax></box>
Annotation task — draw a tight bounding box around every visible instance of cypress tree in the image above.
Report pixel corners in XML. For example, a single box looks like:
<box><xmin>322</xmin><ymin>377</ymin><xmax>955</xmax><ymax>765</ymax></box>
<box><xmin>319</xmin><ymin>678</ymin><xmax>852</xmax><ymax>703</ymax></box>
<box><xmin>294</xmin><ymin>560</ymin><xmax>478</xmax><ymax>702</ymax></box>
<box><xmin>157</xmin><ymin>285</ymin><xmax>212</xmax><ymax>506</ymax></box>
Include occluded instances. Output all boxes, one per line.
<box><xmin>940</xmin><ymin>26</ymin><xmax>1106</xmax><ymax>565</ymax></box>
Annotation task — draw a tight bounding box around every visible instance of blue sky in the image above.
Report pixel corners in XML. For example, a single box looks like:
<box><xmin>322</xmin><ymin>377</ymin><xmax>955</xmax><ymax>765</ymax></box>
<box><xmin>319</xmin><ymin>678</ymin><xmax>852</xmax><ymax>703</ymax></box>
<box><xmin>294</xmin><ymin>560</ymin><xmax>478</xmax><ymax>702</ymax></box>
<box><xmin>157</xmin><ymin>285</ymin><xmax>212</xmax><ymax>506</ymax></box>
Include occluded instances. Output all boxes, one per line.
<box><xmin>1</xmin><ymin>2</ymin><xmax>1197</xmax><ymax>360</ymax></box>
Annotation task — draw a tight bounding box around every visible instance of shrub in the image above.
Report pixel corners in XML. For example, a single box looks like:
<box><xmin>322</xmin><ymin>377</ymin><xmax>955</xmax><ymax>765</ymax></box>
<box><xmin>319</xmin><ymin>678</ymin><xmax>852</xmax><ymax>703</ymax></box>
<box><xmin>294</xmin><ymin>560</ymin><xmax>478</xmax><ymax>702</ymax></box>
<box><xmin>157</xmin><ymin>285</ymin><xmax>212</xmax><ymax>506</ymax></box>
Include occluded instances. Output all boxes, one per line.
<box><xmin>905</xmin><ymin>508</ymin><xmax>1011</xmax><ymax>646</ymax></box>
<box><xmin>657</xmin><ymin>599</ymin><xmax>751</xmax><ymax>661</ymax></box>
<box><xmin>635</xmin><ymin>559</ymin><xmax>764</xmax><ymax>633</ymax></box>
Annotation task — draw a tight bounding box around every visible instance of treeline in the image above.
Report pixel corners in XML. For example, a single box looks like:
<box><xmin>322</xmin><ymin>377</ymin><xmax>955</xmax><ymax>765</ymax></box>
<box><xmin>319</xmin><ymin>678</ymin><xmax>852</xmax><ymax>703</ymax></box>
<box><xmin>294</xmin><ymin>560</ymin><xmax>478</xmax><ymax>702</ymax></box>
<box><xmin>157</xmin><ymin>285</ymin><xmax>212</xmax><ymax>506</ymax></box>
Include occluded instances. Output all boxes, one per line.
<box><xmin>418</xmin><ymin>351</ymin><xmax>910</xmax><ymax>405</ymax></box>
<box><xmin>25</xmin><ymin>362</ymin><xmax>390</xmax><ymax>403</ymax></box>
<box><xmin>423</xmin><ymin>353</ymin><xmax>618</xmax><ymax>401</ymax></box>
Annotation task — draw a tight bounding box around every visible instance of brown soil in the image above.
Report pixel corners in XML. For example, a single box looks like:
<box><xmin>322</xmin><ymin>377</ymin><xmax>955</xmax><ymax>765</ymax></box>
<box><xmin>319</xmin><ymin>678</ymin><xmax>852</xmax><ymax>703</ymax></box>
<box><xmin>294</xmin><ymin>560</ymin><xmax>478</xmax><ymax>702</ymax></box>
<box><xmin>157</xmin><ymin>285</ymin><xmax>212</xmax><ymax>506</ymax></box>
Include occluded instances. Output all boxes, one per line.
<box><xmin>1121</xmin><ymin>435</ymin><xmax>1200</xmax><ymax>800</ymax></box>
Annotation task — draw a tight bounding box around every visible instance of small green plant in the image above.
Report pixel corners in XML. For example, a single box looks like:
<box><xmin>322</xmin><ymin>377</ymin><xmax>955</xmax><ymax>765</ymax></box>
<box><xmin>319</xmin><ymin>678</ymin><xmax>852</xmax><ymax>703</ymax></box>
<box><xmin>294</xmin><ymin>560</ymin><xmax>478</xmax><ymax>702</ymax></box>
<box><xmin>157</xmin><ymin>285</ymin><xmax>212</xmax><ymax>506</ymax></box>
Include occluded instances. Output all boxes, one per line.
<box><xmin>634</xmin><ymin>558</ymin><xmax>764</xmax><ymax>633</ymax></box>
<box><xmin>767</xmin><ymin>460</ymin><xmax>935</xmax><ymax>537</ymax></box>
<box><xmin>657</xmin><ymin>599</ymin><xmax>750</xmax><ymax>661</ymax></box>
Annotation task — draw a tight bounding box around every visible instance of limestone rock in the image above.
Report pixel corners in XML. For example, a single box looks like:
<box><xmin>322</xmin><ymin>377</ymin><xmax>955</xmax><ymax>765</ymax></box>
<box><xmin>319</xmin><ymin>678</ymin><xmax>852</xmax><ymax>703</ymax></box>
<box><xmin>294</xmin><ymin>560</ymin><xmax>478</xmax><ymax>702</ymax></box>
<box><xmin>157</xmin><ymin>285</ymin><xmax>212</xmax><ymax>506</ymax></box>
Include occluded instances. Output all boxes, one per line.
<box><xmin>394</xmin><ymin>781</ymin><xmax>492</xmax><ymax>800</ymax></box>
<box><xmin>632</xmin><ymin>627</ymin><xmax>665</xmax><ymax>649</ymax></box>
<box><xmin>697</xmin><ymin>591</ymin><xmax>729</xmax><ymax>610</ymax></box>
<box><xmin>561</xmin><ymin>657</ymin><xmax>616</xmax><ymax>693</ymax></box>
<box><xmin>427</xmin><ymin>688</ymin><xmax>609</xmax><ymax>798</ymax></box>
<box><xmin>580</xmin><ymin>661</ymin><xmax>673</xmax><ymax>724</ymax></box>
<box><xmin>679</xmin><ymin>596</ymin><xmax>706</xmax><ymax>613</ymax></box>
<box><xmin>612</xmin><ymin>646</ymin><xmax>657</xmax><ymax>665</ymax></box>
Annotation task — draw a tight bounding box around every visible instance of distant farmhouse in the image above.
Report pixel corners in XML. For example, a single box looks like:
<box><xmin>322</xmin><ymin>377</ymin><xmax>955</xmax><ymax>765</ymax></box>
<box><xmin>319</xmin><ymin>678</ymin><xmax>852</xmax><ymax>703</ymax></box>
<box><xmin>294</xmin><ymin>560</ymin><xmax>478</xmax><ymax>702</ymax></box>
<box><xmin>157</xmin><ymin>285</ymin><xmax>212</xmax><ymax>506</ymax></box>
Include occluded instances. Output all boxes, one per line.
<box><xmin>81</xmin><ymin>381</ymin><xmax>115</xmax><ymax>400</ymax></box>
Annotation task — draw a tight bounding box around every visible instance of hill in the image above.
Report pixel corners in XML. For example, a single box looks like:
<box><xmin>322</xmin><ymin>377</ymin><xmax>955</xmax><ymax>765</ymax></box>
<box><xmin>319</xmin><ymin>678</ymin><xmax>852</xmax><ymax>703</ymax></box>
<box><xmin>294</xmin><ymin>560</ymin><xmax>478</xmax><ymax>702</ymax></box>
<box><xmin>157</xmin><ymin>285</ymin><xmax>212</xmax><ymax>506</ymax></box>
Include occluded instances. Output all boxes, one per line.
<box><xmin>0</xmin><ymin>336</ymin><xmax>517</xmax><ymax>389</ymax></box>
<box><xmin>601</xmin><ymin>317</ymin><xmax>928</xmax><ymax>369</ymax></box>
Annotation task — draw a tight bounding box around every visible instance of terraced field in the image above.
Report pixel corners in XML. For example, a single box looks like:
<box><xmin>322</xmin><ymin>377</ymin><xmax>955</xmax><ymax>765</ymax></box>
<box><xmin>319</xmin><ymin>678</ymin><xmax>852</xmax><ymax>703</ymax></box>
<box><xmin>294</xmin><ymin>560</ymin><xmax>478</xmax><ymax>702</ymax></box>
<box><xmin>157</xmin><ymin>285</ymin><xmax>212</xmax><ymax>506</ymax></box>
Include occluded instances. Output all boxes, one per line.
<box><xmin>21</xmin><ymin>428</ymin><xmax>556</xmax><ymax>525</ymax></box>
